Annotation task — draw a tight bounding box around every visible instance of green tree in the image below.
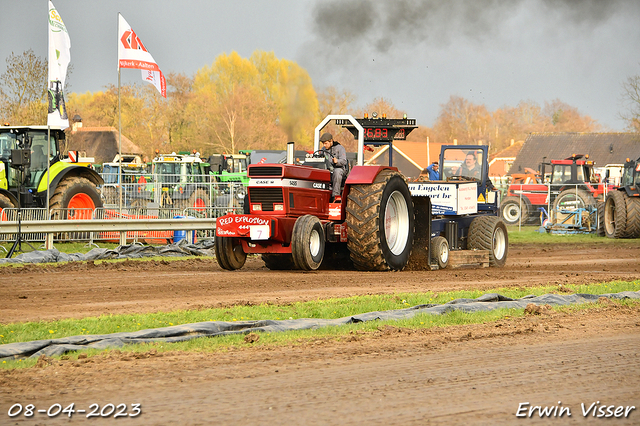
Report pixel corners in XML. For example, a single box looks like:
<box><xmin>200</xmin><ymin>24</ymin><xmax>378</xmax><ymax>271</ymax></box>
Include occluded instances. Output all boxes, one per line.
<box><xmin>164</xmin><ymin>72</ymin><xmax>195</xmax><ymax>150</ymax></box>
<box><xmin>190</xmin><ymin>52</ymin><xmax>278</xmax><ymax>154</ymax></box>
<box><xmin>190</xmin><ymin>51</ymin><xmax>319</xmax><ymax>153</ymax></box>
<box><xmin>251</xmin><ymin>51</ymin><xmax>319</xmax><ymax>147</ymax></box>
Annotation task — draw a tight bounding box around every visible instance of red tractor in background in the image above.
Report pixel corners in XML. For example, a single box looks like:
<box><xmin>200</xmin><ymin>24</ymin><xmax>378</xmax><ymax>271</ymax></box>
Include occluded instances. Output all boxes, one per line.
<box><xmin>500</xmin><ymin>154</ymin><xmax>612</xmax><ymax>226</ymax></box>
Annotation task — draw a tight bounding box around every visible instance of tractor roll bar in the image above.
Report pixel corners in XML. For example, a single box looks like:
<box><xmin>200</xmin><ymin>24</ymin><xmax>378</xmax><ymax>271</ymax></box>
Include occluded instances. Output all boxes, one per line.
<box><xmin>314</xmin><ymin>115</ymin><xmax>365</xmax><ymax>166</ymax></box>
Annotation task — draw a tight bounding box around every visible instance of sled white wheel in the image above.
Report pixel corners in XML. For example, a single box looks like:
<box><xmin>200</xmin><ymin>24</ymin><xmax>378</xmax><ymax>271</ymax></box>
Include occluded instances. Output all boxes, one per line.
<box><xmin>430</xmin><ymin>236</ymin><xmax>449</xmax><ymax>269</ymax></box>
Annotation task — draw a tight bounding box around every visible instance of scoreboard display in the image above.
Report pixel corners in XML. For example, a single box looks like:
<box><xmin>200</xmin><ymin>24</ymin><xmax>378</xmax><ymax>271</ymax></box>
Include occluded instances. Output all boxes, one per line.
<box><xmin>337</xmin><ymin>117</ymin><xmax>417</xmax><ymax>143</ymax></box>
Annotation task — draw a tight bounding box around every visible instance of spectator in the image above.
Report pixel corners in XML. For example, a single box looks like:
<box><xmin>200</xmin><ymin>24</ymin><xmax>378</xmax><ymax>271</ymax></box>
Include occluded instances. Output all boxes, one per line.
<box><xmin>425</xmin><ymin>161</ymin><xmax>439</xmax><ymax>180</ymax></box>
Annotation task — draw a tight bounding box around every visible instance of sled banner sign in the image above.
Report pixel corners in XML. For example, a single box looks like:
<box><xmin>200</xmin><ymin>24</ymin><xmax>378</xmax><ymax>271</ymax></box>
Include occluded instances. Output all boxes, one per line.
<box><xmin>47</xmin><ymin>0</ymin><xmax>70</xmax><ymax>129</ymax></box>
<box><xmin>117</xmin><ymin>14</ymin><xmax>166</xmax><ymax>98</ymax></box>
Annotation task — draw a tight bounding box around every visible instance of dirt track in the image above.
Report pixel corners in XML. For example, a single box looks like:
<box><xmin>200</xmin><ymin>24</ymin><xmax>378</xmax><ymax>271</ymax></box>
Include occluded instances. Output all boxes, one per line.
<box><xmin>1</xmin><ymin>241</ymin><xmax>639</xmax><ymax>424</ymax></box>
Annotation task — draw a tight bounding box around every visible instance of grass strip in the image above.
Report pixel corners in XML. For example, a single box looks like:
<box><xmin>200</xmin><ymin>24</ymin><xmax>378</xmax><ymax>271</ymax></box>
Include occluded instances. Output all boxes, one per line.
<box><xmin>3</xmin><ymin>296</ymin><xmax>639</xmax><ymax>370</ymax></box>
<box><xmin>1</xmin><ymin>280</ymin><xmax>637</xmax><ymax>346</ymax></box>
<box><xmin>506</xmin><ymin>226</ymin><xmax>640</xmax><ymax>244</ymax></box>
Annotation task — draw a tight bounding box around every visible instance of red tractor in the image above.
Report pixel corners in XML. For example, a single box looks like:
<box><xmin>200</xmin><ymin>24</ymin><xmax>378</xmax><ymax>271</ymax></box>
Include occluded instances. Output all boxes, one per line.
<box><xmin>215</xmin><ymin>115</ymin><xmax>508</xmax><ymax>271</ymax></box>
<box><xmin>500</xmin><ymin>154</ymin><xmax>611</xmax><ymax>225</ymax></box>
<box><xmin>215</xmin><ymin>115</ymin><xmax>417</xmax><ymax>271</ymax></box>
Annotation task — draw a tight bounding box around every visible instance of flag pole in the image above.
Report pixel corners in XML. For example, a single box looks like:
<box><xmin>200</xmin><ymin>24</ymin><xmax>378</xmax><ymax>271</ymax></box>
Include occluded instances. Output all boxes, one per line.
<box><xmin>117</xmin><ymin>13</ymin><xmax>122</xmax><ymax>215</ymax></box>
<box><xmin>46</xmin><ymin>125</ymin><xmax>50</xmax><ymax>215</ymax></box>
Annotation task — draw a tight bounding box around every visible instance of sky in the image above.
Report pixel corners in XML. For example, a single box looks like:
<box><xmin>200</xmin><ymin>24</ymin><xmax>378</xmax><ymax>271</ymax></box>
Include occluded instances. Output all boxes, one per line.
<box><xmin>2</xmin><ymin>0</ymin><xmax>640</xmax><ymax>131</ymax></box>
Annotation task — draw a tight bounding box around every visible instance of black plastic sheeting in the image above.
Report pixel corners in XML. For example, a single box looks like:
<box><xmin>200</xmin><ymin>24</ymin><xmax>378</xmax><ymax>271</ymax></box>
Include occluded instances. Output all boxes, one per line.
<box><xmin>0</xmin><ymin>239</ymin><xmax>216</xmax><ymax>264</ymax></box>
<box><xmin>1</xmin><ymin>291</ymin><xmax>638</xmax><ymax>361</ymax></box>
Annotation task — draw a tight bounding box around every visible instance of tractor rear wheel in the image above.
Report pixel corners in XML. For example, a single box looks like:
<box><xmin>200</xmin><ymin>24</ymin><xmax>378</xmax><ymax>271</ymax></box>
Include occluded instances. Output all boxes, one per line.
<box><xmin>604</xmin><ymin>191</ymin><xmax>627</xmax><ymax>238</ymax></box>
<box><xmin>101</xmin><ymin>186</ymin><xmax>119</xmax><ymax>205</ymax></box>
<box><xmin>291</xmin><ymin>215</ymin><xmax>325</xmax><ymax>271</ymax></box>
<box><xmin>596</xmin><ymin>201</ymin><xmax>605</xmax><ymax>237</ymax></box>
<box><xmin>262</xmin><ymin>254</ymin><xmax>296</xmax><ymax>270</ymax></box>
<box><xmin>177</xmin><ymin>188</ymin><xmax>210</xmax><ymax>212</ymax></box>
<box><xmin>215</xmin><ymin>235</ymin><xmax>246</xmax><ymax>270</ymax></box>
<box><xmin>624</xmin><ymin>196</ymin><xmax>640</xmax><ymax>238</ymax></box>
<box><xmin>430</xmin><ymin>236</ymin><xmax>449</xmax><ymax>269</ymax></box>
<box><xmin>500</xmin><ymin>196</ymin><xmax>529</xmax><ymax>225</ymax></box>
<box><xmin>468</xmin><ymin>216</ymin><xmax>509</xmax><ymax>267</ymax></box>
<box><xmin>346</xmin><ymin>169</ymin><xmax>414</xmax><ymax>271</ymax></box>
<box><xmin>551</xmin><ymin>189</ymin><xmax>596</xmax><ymax>227</ymax></box>
<box><xmin>0</xmin><ymin>194</ymin><xmax>14</xmax><ymax>220</ymax></box>
<box><xmin>49</xmin><ymin>176</ymin><xmax>102</xmax><ymax>220</ymax></box>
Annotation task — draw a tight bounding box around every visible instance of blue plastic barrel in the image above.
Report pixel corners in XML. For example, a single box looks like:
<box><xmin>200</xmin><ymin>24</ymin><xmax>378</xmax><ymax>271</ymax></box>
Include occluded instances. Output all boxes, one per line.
<box><xmin>173</xmin><ymin>215</ymin><xmax>196</xmax><ymax>243</ymax></box>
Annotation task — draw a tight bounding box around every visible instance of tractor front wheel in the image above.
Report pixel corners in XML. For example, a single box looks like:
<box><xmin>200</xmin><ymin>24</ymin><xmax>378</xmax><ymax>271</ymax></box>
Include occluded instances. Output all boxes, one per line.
<box><xmin>49</xmin><ymin>177</ymin><xmax>102</xmax><ymax>220</ymax></box>
<box><xmin>0</xmin><ymin>194</ymin><xmax>14</xmax><ymax>220</ymax></box>
<box><xmin>346</xmin><ymin>169</ymin><xmax>414</xmax><ymax>271</ymax></box>
<box><xmin>291</xmin><ymin>215</ymin><xmax>325</xmax><ymax>271</ymax></box>
<box><xmin>468</xmin><ymin>216</ymin><xmax>509</xmax><ymax>267</ymax></box>
<box><xmin>215</xmin><ymin>236</ymin><xmax>246</xmax><ymax>270</ymax></box>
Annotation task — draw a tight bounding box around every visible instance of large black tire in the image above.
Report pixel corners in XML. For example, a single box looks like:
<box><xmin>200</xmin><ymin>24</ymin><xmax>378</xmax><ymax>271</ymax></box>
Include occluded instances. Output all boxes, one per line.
<box><xmin>291</xmin><ymin>215</ymin><xmax>325</xmax><ymax>271</ymax></box>
<box><xmin>101</xmin><ymin>186</ymin><xmax>119</xmax><ymax>205</ymax></box>
<box><xmin>468</xmin><ymin>216</ymin><xmax>509</xmax><ymax>267</ymax></box>
<box><xmin>596</xmin><ymin>201</ymin><xmax>605</xmax><ymax>237</ymax></box>
<box><xmin>49</xmin><ymin>176</ymin><xmax>103</xmax><ymax>220</ymax></box>
<box><xmin>604</xmin><ymin>191</ymin><xmax>627</xmax><ymax>238</ymax></box>
<box><xmin>624</xmin><ymin>196</ymin><xmax>640</xmax><ymax>238</ymax></box>
<box><xmin>346</xmin><ymin>169</ymin><xmax>414</xmax><ymax>271</ymax></box>
<box><xmin>291</xmin><ymin>214</ymin><xmax>325</xmax><ymax>271</ymax></box>
<box><xmin>0</xmin><ymin>194</ymin><xmax>14</xmax><ymax>220</ymax></box>
<box><xmin>262</xmin><ymin>254</ymin><xmax>296</xmax><ymax>270</ymax></box>
<box><xmin>430</xmin><ymin>236</ymin><xmax>449</xmax><ymax>269</ymax></box>
<box><xmin>214</xmin><ymin>235</ymin><xmax>246</xmax><ymax>270</ymax></box>
<box><xmin>500</xmin><ymin>196</ymin><xmax>529</xmax><ymax>225</ymax></box>
<box><xmin>0</xmin><ymin>193</ymin><xmax>14</xmax><ymax>209</ymax></box>
<box><xmin>243</xmin><ymin>193</ymin><xmax>250</xmax><ymax>215</ymax></box>
<box><xmin>552</xmin><ymin>189</ymin><xmax>596</xmax><ymax>227</ymax></box>
<box><xmin>177</xmin><ymin>188</ymin><xmax>210</xmax><ymax>212</ymax></box>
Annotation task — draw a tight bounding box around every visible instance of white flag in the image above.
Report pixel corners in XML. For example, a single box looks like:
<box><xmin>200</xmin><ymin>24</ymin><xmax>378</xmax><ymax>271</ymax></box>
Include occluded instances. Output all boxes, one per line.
<box><xmin>118</xmin><ymin>14</ymin><xmax>166</xmax><ymax>97</ymax></box>
<box><xmin>47</xmin><ymin>1</ymin><xmax>70</xmax><ymax>129</ymax></box>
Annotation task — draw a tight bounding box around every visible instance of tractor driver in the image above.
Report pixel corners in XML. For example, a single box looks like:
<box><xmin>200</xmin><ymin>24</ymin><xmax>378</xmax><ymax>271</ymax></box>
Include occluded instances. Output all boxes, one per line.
<box><xmin>458</xmin><ymin>151</ymin><xmax>481</xmax><ymax>180</ymax></box>
<box><xmin>320</xmin><ymin>132</ymin><xmax>348</xmax><ymax>202</ymax></box>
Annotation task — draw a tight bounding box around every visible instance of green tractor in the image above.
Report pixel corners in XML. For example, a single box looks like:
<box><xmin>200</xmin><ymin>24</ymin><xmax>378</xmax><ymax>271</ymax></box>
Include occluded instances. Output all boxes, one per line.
<box><xmin>603</xmin><ymin>156</ymin><xmax>640</xmax><ymax>238</ymax></box>
<box><xmin>0</xmin><ymin>125</ymin><xmax>103</xmax><ymax>219</ymax></box>
<box><xmin>151</xmin><ymin>151</ymin><xmax>212</xmax><ymax>210</ymax></box>
<box><xmin>206</xmin><ymin>151</ymin><xmax>250</xmax><ymax>185</ymax></box>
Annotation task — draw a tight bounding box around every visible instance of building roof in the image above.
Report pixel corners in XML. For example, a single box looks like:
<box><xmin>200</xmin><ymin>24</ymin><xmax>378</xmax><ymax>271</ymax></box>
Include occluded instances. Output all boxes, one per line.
<box><xmin>509</xmin><ymin>133</ymin><xmax>640</xmax><ymax>174</ymax></box>
<box><xmin>365</xmin><ymin>144</ymin><xmax>423</xmax><ymax>179</ymax></box>
<box><xmin>491</xmin><ymin>140</ymin><xmax>523</xmax><ymax>160</ymax></box>
<box><xmin>67</xmin><ymin>127</ymin><xmax>144</xmax><ymax>164</ymax></box>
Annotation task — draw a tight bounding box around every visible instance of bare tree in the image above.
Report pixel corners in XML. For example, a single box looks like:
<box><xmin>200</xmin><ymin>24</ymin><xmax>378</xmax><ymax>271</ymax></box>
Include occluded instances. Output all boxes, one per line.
<box><xmin>0</xmin><ymin>50</ymin><xmax>48</xmax><ymax>124</ymax></box>
<box><xmin>619</xmin><ymin>73</ymin><xmax>640</xmax><ymax>132</ymax></box>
